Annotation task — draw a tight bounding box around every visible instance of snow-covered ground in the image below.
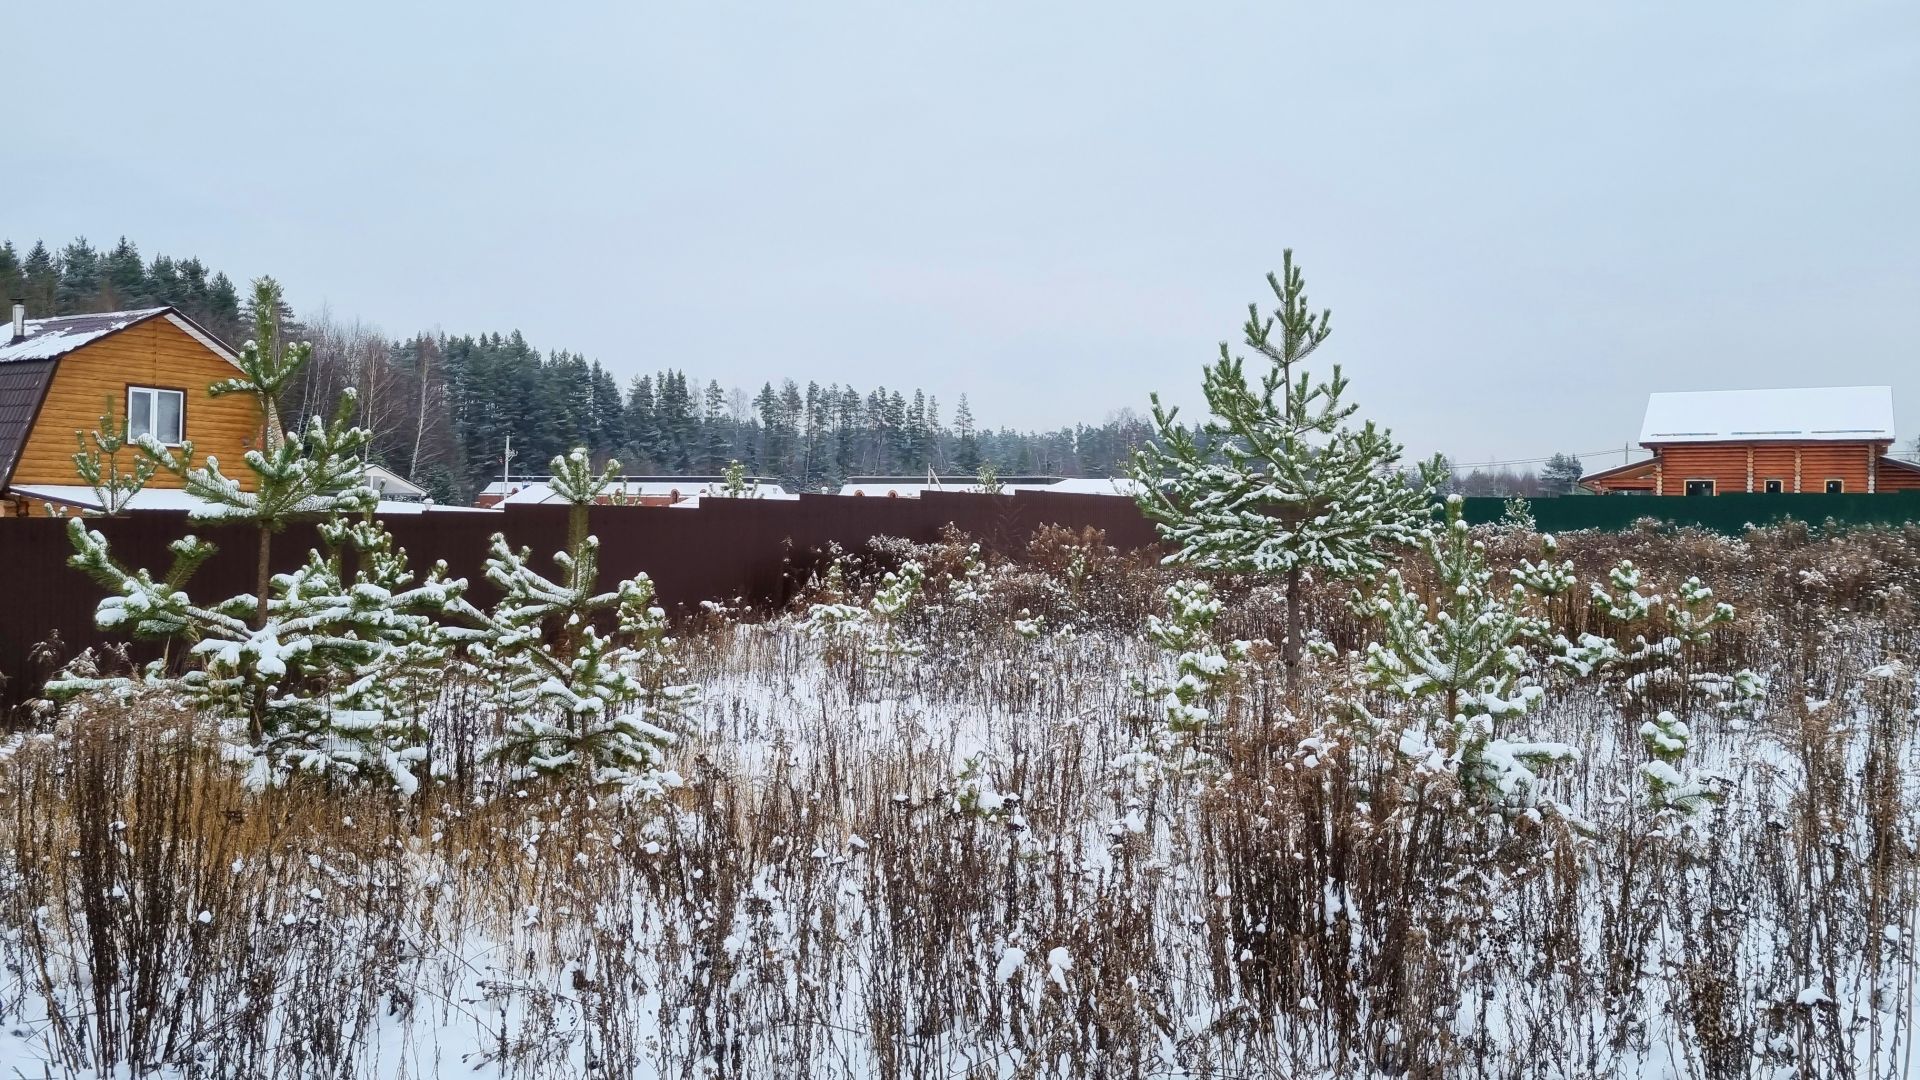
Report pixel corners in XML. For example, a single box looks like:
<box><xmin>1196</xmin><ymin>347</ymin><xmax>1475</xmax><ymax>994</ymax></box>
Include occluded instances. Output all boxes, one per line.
<box><xmin>3</xmin><ymin>524</ymin><xmax>1918</xmax><ymax>1078</ymax></box>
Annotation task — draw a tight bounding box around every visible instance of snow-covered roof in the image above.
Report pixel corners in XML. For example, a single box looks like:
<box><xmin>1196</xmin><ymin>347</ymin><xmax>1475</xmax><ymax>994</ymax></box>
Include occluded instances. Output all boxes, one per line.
<box><xmin>7</xmin><ymin>484</ymin><xmax>498</xmax><ymax>515</ymax></box>
<box><xmin>836</xmin><ymin>477</ymin><xmax>1142</xmax><ymax>498</ymax></box>
<box><xmin>497</xmin><ymin>480</ymin><xmax>797</xmax><ymax>504</ymax></box>
<box><xmin>1639</xmin><ymin>386</ymin><xmax>1896</xmax><ymax>445</ymax></box>
<box><xmin>363</xmin><ymin>463</ymin><xmax>429</xmax><ymax>500</ymax></box>
<box><xmin>0</xmin><ymin>308</ymin><xmax>171</xmax><ymax>363</ymax></box>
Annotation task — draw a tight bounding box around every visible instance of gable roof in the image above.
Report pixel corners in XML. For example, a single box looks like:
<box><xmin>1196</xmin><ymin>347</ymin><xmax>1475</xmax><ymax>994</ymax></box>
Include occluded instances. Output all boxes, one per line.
<box><xmin>0</xmin><ymin>307</ymin><xmax>241</xmax><ymax>368</ymax></box>
<box><xmin>1640</xmin><ymin>386</ymin><xmax>1895</xmax><ymax>445</ymax></box>
<box><xmin>0</xmin><ymin>307</ymin><xmax>244</xmax><ymax>488</ymax></box>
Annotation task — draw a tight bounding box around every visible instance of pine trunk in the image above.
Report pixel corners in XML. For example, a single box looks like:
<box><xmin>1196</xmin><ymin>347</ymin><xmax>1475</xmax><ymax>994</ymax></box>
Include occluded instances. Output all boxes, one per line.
<box><xmin>250</xmin><ymin>524</ymin><xmax>272</xmax><ymax>743</ymax></box>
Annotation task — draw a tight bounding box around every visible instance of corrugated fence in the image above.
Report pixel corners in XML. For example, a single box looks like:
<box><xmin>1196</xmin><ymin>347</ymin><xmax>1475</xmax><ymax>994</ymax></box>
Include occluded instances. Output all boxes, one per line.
<box><xmin>8</xmin><ymin>488</ymin><xmax>1920</xmax><ymax>712</ymax></box>
<box><xmin>0</xmin><ymin>491</ymin><xmax>1158</xmax><ymax>712</ymax></box>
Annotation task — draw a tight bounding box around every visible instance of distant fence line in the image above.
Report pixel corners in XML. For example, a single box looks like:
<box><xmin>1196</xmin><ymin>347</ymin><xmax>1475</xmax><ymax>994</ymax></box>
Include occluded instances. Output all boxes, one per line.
<box><xmin>7</xmin><ymin>489</ymin><xmax>1920</xmax><ymax>712</ymax></box>
<box><xmin>0</xmin><ymin>491</ymin><xmax>1157</xmax><ymax>713</ymax></box>
<box><xmin>1457</xmin><ymin>491</ymin><xmax>1920</xmax><ymax>534</ymax></box>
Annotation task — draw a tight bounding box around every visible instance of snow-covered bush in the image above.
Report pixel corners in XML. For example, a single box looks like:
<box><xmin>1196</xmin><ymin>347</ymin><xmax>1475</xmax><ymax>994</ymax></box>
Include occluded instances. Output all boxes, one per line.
<box><xmin>1357</xmin><ymin>495</ymin><xmax>1573</xmax><ymax>805</ymax></box>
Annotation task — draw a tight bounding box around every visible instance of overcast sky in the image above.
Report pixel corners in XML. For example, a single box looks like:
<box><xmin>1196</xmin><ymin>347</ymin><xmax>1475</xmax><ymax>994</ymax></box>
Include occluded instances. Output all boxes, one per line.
<box><xmin>7</xmin><ymin>2</ymin><xmax>1917</xmax><ymax>468</ymax></box>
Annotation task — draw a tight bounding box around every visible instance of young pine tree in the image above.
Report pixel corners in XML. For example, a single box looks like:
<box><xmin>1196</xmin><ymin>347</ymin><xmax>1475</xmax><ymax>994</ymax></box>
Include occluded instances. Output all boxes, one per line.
<box><xmin>1133</xmin><ymin>251</ymin><xmax>1441</xmax><ymax>689</ymax></box>
<box><xmin>466</xmin><ymin>448</ymin><xmax>697</xmax><ymax>796</ymax></box>
<box><xmin>1358</xmin><ymin>495</ymin><xmax>1574</xmax><ymax>805</ymax></box>
<box><xmin>53</xmin><ymin>280</ymin><xmax>460</xmax><ymax>790</ymax></box>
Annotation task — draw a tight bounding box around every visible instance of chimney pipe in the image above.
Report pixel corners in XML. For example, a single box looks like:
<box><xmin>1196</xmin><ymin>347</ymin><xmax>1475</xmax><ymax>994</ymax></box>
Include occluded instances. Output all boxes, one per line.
<box><xmin>9</xmin><ymin>300</ymin><xmax>23</xmax><ymax>344</ymax></box>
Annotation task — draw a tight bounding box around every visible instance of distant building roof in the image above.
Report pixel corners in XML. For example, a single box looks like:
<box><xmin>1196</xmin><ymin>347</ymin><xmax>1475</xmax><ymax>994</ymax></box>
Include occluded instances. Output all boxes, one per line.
<box><xmin>363</xmin><ymin>463</ymin><xmax>429</xmax><ymax>500</ymax></box>
<box><xmin>0</xmin><ymin>359</ymin><xmax>56</xmax><ymax>488</ymax></box>
<box><xmin>1639</xmin><ymin>386</ymin><xmax>1896</xmax><ymax>445</ymax></box>
<box><xmin>837</xmin><ymin>475</ymin><xmax>1142</xmax><ymax>498</ymax></box>
<box><xmin>495</xmin><ymin>478</ymin><xmax>797</xmax><ymax>504</ymax></box>
<box><xmin>7</xmin><ymin>484</ymin><xmax>498</xmax><ymax>515</ymax></box>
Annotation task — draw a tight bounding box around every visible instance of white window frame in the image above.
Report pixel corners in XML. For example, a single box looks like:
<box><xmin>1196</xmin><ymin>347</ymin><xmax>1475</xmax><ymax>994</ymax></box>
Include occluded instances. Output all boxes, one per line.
<box><xmin>1763</xmin><ymin>479</ymin><xmax>1783</xmax><ymax>494</ymax></box>
<box><xmin>1825</xmin><ymin>478</ymin><xmax>1845</xmax><ymax>494</ymax></box>
<box><xmin>127</xmin><ymin>386</ymin><xmax>186</xmax><ymax>447</ymax></box>
<box><xmin>1683</xmin><ymin>478</ymin><xmax>1716</xmax><ymax>496</ymax></box>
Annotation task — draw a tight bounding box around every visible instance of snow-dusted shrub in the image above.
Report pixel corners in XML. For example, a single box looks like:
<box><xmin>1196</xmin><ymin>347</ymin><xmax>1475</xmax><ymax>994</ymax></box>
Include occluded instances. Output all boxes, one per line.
<box><xmin>1357</xmin><ymin>495</ymin><xmax>1574</xmax><ymax>805</ymax></box>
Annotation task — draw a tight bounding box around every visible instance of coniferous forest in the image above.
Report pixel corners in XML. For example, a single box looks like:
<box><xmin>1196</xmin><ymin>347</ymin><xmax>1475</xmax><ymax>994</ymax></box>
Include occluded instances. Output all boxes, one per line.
<box><xmin>2</xmin><ymin>236</ymin><xmax>1157</xmax><ymax>501</ymax></box>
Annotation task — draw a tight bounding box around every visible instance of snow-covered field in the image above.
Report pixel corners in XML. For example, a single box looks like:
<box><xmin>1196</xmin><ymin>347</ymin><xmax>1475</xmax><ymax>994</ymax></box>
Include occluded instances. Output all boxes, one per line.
<box><xmin>3</xmin><ymin>522</ymin><xmax>1919</xmax><ymax>1078</ymax></box>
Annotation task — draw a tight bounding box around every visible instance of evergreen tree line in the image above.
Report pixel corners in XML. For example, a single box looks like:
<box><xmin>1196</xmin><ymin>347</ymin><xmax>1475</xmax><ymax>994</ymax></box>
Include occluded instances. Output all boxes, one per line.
<box><xmin>8</xmin><ymin>235</ymin><xmax>1602</xmax><ymax>503</ymax></box>
<box><xmin>426</xmin><ymin>328</ymin><xmax>1160</xmax><ymax>497</ymax></box>
<box><xmin>0</xmin><ymin>236</ymin><xmax>245</xmax><ymax>344</ymax></box>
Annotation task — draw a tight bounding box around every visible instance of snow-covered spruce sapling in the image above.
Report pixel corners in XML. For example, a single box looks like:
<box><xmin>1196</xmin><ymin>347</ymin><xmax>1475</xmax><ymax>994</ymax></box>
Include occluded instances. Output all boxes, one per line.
<box><xmin>1358</xmin><ymin>495</ymin><xmax>1573</xmax><ymax>804</ymax></box>
<box><xmin>1551</xmin><ymin>564</ymin><xmax>1758</xmax><ymax>814</ymax></box>
<box><xmin>976</xmin><ymin>460</ymin><xmax>1003</xmax><ymax>495</ymax></box>
<box><xmin>866</xmin><ymin>560</ymin><xmax>926</xmax><ymax>661</ymax></box>
<box><xmin>54</xmin><ymin>511</ymin><xmax>461</xmax><ymax>792</ymax></box>
<box><xmin>1499</xmin><ymin>496</ymin><xmax>1536</xmax><ymax>532</ymax></box>
<box><xmin>1131</xmin><ymin>250</ymin><xmax>1442</xmax><ymax>691</ymax></box>
<box><xmin>467</xmin><ymin>448</ymin><xmax>696</xmax><ymax>795</ymax></box>
<box><xmin>1511</xmin><ymin>532</ymin><xmax>1578</xmax><ymax>625</ymax></box>
<box><xmin>947</xmin><ymin>542</ymin><xmax>989</xmax><ymax>606</ymax></box>
<box><xmin>70</xmin><ymin>402</ymin><xmax>159</xmax><ymax>515</ymax></box>
<box><xmin>1116</xmin><ymin>579</ymin><xmax>1251</xmax><ymax>784</ymax></box>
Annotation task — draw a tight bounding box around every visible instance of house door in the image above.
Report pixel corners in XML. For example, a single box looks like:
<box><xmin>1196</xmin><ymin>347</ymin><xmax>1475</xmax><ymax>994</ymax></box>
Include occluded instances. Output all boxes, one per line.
<box><xmin>1684</xmin><ymin>479</ymin><xmax>1715</xmax><ymax>496</ymax></box>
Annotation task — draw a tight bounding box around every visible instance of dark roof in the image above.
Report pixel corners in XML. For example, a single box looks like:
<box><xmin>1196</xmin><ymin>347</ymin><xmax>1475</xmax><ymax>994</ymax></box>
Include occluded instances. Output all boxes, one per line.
<box><xmin>0</xmin><ymin>308</ymin><xmax>178</xmax><ymax>365</ymax></box>
<box><xmin>1579</xmin><ymin>457</ymin><xmax>1658</xmax><ymax>486</ymax></box>
<box><xmin>0</xmin><ymin>359</ymin><xmax>57</xmax><ymax>487</ymax></box>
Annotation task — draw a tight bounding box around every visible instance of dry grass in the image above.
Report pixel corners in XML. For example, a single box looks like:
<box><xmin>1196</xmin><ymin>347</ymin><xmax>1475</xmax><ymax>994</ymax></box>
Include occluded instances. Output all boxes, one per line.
<box><xmin>1</xmin><ymin>522</ymin><xmax>1918</xmax><ymax>1078</ymax></box>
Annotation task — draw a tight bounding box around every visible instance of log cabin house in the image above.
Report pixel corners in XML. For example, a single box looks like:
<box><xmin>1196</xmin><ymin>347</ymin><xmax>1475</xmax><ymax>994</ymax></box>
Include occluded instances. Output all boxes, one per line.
<box><xmin>0</xmin><ymin>302</ymin><xmax>263</xmax><ymax>516</ymax></box>
<box><xmin>1581</xmin><ymin>385</ymin><xmax>1920</xmax><ymax>495</ymax></box>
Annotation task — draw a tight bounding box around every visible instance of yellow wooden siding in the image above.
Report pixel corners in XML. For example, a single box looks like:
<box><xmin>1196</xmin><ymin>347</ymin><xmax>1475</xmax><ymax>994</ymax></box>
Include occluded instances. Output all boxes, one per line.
<box><xmin>10</xmin><ymin>318</ymin><xmax>262</xmax><ymax>490</ymax></box>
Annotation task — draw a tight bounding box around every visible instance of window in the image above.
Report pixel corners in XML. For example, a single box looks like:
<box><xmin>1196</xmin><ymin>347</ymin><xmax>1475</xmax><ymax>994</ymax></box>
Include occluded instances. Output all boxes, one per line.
<box><xmin>1825</xmin><ymin>479</ymin><xmax>1844</xmax><ymax>494</ymax></box>
<box><xmin>1684</xmin><ymin>479</ymin><xmax>1715</xmax><ymax>497</ymax></box>
<box><xmin>127</xmin><ymin>386</ymin><xmax>185</xmax><ymax>446</ymax></box>
<box><xmin>1764</xmin><ymin>479</ymin><xmax>1783</xmax><ymax>494</ymax></box>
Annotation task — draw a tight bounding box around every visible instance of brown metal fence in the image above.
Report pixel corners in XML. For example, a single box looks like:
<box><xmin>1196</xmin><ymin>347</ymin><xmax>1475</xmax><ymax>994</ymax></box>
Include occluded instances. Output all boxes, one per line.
<box><xmin>0</xmin><ymin>491</ymin><xmax>1161</xmax><ymax>712</ymax></box>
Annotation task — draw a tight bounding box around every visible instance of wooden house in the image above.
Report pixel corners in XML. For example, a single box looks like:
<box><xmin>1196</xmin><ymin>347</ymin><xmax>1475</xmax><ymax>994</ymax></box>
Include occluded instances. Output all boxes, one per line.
<box><xmin>0</xmin><ymin>302</ymin><xmax>263</xmax><ymax>515</ymax></box>
<box><xmin>1581</xmin><ymin>386</ymin><xmax>1920</xmax><ymax>495</ymax></box>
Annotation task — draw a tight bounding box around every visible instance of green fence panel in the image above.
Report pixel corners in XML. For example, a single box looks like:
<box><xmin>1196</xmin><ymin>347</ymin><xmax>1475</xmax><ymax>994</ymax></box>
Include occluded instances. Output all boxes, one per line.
<box><xmin>1456</xmin><ymin>492</ymin><xmax>1920</xmax><ymax>534</ymax></box>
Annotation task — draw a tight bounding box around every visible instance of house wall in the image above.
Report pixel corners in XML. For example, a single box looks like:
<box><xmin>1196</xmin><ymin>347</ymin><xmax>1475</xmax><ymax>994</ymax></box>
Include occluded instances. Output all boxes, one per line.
<box><xmin>1651</xmin><ymin>442</ymin><xmax>1881</xmax><ymax>494</ymax></box>
<box><xmin>1750</xmin><ymin>446</ymin><xmax>1797</xmax><ymax>492</ymax></box>
<box><xmin>10</xmin><ymin>318</ymin><xmax>262</xmax><ymax>494</ymax></box>
<box><xmin>1878</xmin><ymin>462</ymin><xmax>1920</xmax><ymax>491</ymax></box>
